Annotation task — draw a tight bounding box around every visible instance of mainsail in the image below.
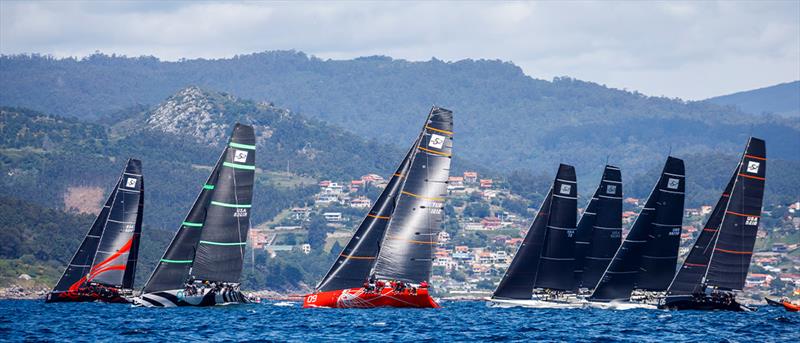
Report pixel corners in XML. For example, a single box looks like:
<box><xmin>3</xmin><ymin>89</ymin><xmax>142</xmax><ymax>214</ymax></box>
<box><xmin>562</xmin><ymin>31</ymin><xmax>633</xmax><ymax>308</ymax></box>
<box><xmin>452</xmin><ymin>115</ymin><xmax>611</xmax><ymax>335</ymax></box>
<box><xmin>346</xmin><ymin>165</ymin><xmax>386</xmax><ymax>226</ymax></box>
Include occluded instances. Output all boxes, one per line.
<box><xmin>372</xmin><ymin>107</ymin><xmax>453</xmax><ymax>284</ymax></box>
<box><xmin>316</xmin><ymin>138</ymin><xmax>419</xmax><ymax>292</ymax></box>
<box><xmin>574</xmin><ymin>165</ymin><xmax>622</xmax><ymax>289</ymax></box>
<box><xmin>52</xmin><ymin>159</ymin><xmax>144</xmax><ymax>291</ymax></box>
<box><xmin>703</xmin><ymin>137</ymin><xmax>766</xmax><ymax>291</ymax></box>
<box><xmin>190</xmin><ymin>124</ymin><xmax>257</xmax><ymax>283</ymax></box>
<box><xmin>141</xmin><ymin>153</ymin><xmax>224</xmax><ymax>293</ymax></box>
<box><xmin>493</xmin><ymin>164</ymin><xmax>577</xmax><ymax>299</ymax></box>
<box><xmin>533</xmin><ymin>164</ymin><xmax>578</xmax><ymax>291</ymax></box>
<box><xmin>589</xmin><ymin>156</ymin><xmax>684</xmax><ymax>302</ymax></box>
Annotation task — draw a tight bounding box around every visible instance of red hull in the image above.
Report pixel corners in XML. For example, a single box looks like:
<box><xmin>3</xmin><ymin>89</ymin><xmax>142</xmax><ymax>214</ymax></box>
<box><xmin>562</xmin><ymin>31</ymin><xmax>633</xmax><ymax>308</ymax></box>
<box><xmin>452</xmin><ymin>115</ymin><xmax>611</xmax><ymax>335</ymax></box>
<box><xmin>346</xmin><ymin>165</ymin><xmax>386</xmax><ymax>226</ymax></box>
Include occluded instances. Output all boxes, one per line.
<box><xmin>303</xmin><ymin>287</ymin><xmax>439</xmax><ymax>308</ymax></box>
<box><xmin>784</xmin><ymin>301</ymin><xmax>799</xmax><ymax>312</ymax></box>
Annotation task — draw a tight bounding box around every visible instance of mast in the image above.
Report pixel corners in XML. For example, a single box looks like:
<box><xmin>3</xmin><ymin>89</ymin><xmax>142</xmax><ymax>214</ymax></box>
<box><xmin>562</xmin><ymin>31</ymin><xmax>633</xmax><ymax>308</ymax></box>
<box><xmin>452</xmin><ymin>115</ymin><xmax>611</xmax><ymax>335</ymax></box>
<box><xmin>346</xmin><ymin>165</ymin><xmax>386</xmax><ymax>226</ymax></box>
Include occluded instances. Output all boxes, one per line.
<box><xmin>574</xmin><ymin>165</ymin><xmax>622</xmax><ymax>289</ymax></box>
<box><xmin>51</xmin><ymin>176</ymin><xmax>117</xmax><ymax>292</ymax></box>
<box><xmin>84</xmin><ymin>159</ymin><xmax>144</xmax><ymax>288</ymax></box>
<box><xmin>533</xmin><ymin>164</ymin><xmax>578</xmax><ymax>291</ymax></box>
<box><xmin>315</xmin><ymin>131</ymin><xmax>421</xmax><ymax>292</ymax></box>
<box><xmin>589</xmin><ymin>156</ymin><xmax>684</xmax><ymax>302</ymax></box>
<box><xmin>141</xmin><ymin>151</ymin><xmax>225</xmax><ymax>293</ymax></box>
<box><xmin>191</xmin><ymin>123</ymin><xmax>257</xmax><ymax>284</ymax></box>
<box><xmin>372</xmin><ymin>107</ymin><xmax>453</xmax><ymax>284</ymax></box>
<box><xmin>666</xmin><ymin>172</ymin><xmax>735</xmax><ymax>296</ymax></box>
<box><xmin>703</xmin><ymin>137</ymin><xmax>766</xmax><ymax>291</ymax></box>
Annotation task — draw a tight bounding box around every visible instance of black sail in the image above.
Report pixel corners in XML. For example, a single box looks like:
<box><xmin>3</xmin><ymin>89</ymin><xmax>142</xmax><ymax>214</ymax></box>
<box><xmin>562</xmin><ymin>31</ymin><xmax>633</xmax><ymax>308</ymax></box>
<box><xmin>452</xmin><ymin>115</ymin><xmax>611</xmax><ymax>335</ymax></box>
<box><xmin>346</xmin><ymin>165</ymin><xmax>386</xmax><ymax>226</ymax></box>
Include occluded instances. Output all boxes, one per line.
<box><xmin>533</xmin><ymin>164</ymin><xmax>578</xmax><ymax>291</ymax></box>
<box><xmin>316</xmin><ymin>141</ymin><xmax>418</xmax><ymax>292</ymax></box>
<box><xmin>52</xmin><ymin>183</ymin><xmax>116</xmax><ymax>292</ymax></box>
<box><xmin>141</xmin><ymin>153</ymin><xmax>224</xmax><ymax>293</ymax></box>
<box><xmin>666</xmin><ymin>173</ymin><xmax>735</xmax><ymax>296</ymax></box>
<box><xmin>590</xmin><ymin>156</ymin><xmax>684</xmax><ymax>302</ymax></box>
<box><xmin>704</xmin><ymin>137</ymin><xmax>766</xmax><ymax>291</ymax></box>
<box><xmin>86</xmin><ymin>159</ymin><xmax>144</xmax><ymax>288</ymax></box>
<box><xmin>373</xmin><ymin>107</ymin><xmax>453</xmax><ymax>283</ymax></box>
<box><xmin>492</xmin><ymin>191</ymin><xmax>552</xmax><ymax>299</ymax></box>
<box><xmin>574</xmin><ymin>165</ymin><xmax>622</xmax><ymax>289</ymax></box>
<box><xmin>191</xmin><ymin>124</ymin><xmax>257</xmax><ymax>283</ymax></box>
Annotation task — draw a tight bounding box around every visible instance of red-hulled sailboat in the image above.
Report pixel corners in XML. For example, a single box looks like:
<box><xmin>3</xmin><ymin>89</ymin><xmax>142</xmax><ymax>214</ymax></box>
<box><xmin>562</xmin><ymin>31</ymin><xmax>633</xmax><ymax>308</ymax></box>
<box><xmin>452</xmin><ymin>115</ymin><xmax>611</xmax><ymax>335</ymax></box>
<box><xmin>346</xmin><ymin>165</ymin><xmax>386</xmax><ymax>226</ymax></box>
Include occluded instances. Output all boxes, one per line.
<box><xmin>303</xmin><ymin>107</ymin><xmax>453</xmax><ymax>308</ymax></box>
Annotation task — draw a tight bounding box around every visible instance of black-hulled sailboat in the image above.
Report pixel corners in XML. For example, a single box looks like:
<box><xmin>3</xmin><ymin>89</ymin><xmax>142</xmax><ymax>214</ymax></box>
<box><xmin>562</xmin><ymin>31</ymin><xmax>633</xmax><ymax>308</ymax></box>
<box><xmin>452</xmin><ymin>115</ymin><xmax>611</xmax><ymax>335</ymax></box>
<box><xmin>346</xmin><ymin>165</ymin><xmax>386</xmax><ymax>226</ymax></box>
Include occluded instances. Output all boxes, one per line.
<box><xmin>587</xmin><ymin>156</ymin><xmax>685</xmax><ymax>309</ymax></box>
<box><xmin>46</xmin><ymin>159</ymin><xmax>144</xmax><ymax>303</ymax></box>
<box><xmin>661</xmin><ymin>138</ymin><xmax>766</xmax><ymax>311</ymax></box>
<box><xmin>303</xmin><ymin>107</ymin><xmax>453</xmax><ymax>308</ymax></box>
<box><xmin>491</xmin><ymin>164</ymin><xmax>581</xmax><ymax>308</ymax></box>
<box><xmin>574</xmin><ymin>165</ymin><xmax>623</xmax><ymax>292</ymax></box>
<box><xmin>133</xmin><ymin>124</ymin><xmax>256</xmax><ymax>307</ymax></box>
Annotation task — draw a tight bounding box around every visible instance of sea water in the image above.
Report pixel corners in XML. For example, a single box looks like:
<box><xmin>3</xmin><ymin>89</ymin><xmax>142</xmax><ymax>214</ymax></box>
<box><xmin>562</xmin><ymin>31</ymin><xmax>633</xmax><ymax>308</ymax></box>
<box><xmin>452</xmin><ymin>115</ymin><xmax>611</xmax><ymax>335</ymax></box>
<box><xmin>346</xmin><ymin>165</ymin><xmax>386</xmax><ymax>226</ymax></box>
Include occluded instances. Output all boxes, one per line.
<box><xmin>1</xmin><ymin>300</ymin><xmax>797</xmax><ymax>342</ymax></box>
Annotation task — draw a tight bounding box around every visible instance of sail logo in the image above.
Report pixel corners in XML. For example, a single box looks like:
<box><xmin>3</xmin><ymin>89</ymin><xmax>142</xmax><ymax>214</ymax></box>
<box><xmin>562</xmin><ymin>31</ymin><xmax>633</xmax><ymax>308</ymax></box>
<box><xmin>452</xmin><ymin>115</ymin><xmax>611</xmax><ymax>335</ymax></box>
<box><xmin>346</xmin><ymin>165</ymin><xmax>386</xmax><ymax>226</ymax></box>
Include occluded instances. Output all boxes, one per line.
<box><xmin>123</xmin><ymin>224</ymin><xmax>135</xmax><ymax>232</ymax></box>
<box><xmin>745</xmin><ymin>216</ymin><xmax>759</xmax><ymax>226</ymax></box>
<box><xmin>560</xmin><ymin>184</ymin><xmax>572</xmax><ymax>194</ymax></box>
<box><xmin>667</xmin><ymin>178</ymin><xmax>680</xmax><ymax>189</ymax></box>
<box><xmin>234</xmin><ymin>208</ymin><xmax>248</xmax><ymax>218</ymax></box>
<box><xmin>746</xmin><ymin>161</ymin><xmax>760</xmax><ymax>174</ymax></box>
<box><xmin>233</xmin><ymin>150</ymin><xmax>249</xmax><ymax>163</ymax></box>
<box><xmin>125</xmin><ymin>178</ymin><xmax>137</xmax><ymax>188</ymax></box>
<box><xmin>606</xmin><ymin>185</ymin><xmax>617</xmax><ymax>194</ymax></box>
<box><xmin>429</xmin><ymin>134</ymin><xmax>446</xmax><ymax>149</ymax></box>
<box><xmin>670</xmin><ymin>228</ymin><xmax>681</xmax><ymax>236</ymax></box>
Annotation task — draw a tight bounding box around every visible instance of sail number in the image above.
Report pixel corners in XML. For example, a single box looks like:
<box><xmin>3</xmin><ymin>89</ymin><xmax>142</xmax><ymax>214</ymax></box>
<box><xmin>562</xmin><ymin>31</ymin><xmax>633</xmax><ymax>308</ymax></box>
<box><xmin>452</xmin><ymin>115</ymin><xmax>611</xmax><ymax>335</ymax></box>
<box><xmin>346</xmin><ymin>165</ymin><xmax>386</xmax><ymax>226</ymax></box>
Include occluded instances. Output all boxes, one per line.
<box><xmin>307</xmin><ymin>295</ymin><xmax>318</xmax><ymax>303</ymax></box>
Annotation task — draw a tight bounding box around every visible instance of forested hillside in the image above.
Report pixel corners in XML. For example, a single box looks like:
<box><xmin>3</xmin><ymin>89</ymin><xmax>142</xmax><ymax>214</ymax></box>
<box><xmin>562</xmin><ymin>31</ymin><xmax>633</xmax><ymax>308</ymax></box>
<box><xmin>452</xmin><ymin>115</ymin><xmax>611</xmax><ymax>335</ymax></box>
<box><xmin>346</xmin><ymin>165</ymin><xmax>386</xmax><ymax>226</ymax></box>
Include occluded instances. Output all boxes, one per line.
<box><xmin>2</xmin><ymin>52</ymin><xmax>798</xmax><ymax>182</ymax></box>
<box><xmin>706</xmin><ymin>81</ymin><xmax>800</xmax><ymax>118</ymax></box>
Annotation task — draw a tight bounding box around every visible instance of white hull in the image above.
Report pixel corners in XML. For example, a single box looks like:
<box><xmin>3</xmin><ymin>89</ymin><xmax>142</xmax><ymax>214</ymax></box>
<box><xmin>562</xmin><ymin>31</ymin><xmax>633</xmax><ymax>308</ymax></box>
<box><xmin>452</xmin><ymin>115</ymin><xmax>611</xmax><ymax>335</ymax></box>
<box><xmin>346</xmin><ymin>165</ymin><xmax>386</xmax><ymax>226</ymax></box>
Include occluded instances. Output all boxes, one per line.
<box><xmin>489</xmin><ymin>297</ymin><xmax>587</xmax><ymax>309</ymax></box>
<box><xmin>585</xmin><ymin>300</ymin><xmax>658</xmax><ymax>310</ymax></box>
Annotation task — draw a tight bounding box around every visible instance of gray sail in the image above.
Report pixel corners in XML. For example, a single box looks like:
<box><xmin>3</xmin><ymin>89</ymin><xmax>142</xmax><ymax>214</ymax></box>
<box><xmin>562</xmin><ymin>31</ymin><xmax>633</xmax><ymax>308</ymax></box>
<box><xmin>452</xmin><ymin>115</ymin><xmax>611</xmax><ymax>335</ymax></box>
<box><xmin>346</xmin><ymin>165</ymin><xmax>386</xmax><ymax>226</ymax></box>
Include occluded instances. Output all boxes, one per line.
<box><xmin>86</xmin><ymin>159</ymin><xmax>144</xmax><ymax>288</ymax></box>
<box><xmin>141</xmin><ymin>153</ymin><xmax>224</xmax><ymax>293</ymax></box>
<box><xmin>316</xmin><ymin>140</ymin><xmax>418</xmax><ymax>292</ymax></box>
<box><xmin>191</xmin><ymin>124</ymin><xmax>256</xmax><ymax>283</ymax></box>
<box><xmin>372</xmin><ymin>107</ymin><xmax>453</xmax><ymax>283</ymax></box>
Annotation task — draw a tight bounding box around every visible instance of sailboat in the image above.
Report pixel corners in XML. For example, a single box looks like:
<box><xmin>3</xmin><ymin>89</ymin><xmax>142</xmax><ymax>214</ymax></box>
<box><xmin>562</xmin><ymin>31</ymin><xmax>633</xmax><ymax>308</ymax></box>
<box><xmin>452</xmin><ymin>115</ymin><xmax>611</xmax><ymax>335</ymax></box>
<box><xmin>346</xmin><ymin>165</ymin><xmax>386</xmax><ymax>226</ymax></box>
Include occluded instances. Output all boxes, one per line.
<box><xmin>491</xmin><ymin>164</ymin><xmax>581</xmax><ymax>308</ymax></box>
<box><xmin>46</xmin><ymin>159</ymin><xmax>144</xmax><ymax>303</ymax></box>
<box><xmin>586</xmin><ymin>156</ymin><xmax>685</xmax><ymax>310</ymax></box>
<box><xmin>133</xmin><ymin>124</ymin><xmax>256</xmax><ymax>307</ymax></box>
<box><xmin>574</xmin><ymin>165</ymin><xmax>623</xmax><ymax>293</ymax></box>
<box><xmin>661</xmin><ymin>137</ymin><xmax>766</xmax><ymax>311</ymax></box>
<box><xmin>303</xmin><ymin>106</ymin><xmax>453</xmax><ymax>308</ymax></box>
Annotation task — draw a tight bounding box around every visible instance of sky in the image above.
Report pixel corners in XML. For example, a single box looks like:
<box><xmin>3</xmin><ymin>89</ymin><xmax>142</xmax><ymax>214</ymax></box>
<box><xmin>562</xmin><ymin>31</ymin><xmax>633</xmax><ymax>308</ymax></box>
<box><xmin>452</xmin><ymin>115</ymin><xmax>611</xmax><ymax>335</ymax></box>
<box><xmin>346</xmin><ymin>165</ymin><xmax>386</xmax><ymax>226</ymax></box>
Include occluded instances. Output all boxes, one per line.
<box><xmin>1</xmin><ymin>1</ymin><xmax>798</xmax><ymax>100</ymax></box>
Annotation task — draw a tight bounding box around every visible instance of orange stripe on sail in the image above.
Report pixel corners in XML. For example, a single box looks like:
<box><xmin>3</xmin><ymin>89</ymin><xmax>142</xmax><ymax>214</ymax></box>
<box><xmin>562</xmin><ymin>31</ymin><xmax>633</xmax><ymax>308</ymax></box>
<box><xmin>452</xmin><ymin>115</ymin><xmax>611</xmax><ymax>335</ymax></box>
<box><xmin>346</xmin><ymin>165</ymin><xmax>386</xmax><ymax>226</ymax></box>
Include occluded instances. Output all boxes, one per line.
<box><xmin>340</xmin><ymin>254</ymin><xmax>376</xmax><ymax>260</ymax></box>
<box><xmin>745</xmin><ymin>154</ymin><xmax>766</xmax><ymax>161</ymax></box>
<box><xmin>725</xmin><ymin>210</ymin><xmax>759</xmax><ymax>218</ymax></box>
<box><xmin>738</xmin><ymin>173</ymin><xmax>765</xmax><ymax>181</ymax></box>
<box><xmin>714</xmin><ymin>248</ymin><xmax>752</xmax><ymax>255</ymax></box>
<box><xmin>685</xmin><ymin>263</ymin><xmax>707</xmax><ymax>267</ymax></box>
<box><xmin>401</xmin><ymin>191</ymin><xmax>444</xmax><ymax>201</ymax></box>
<box><xmin>367</xmin><ymin>213</ymin><xmax>390</xmax><ymax>220</ymax></box>
<box><xmin>418</xmin><ymin>146</ymin><xmax>451</xmax><ymax>157</ymax></box>
<box><xmin>425</xmin><ymin>126</ymin><xmax>453</xmax><ymax>135</ymax></box>
<box><xmin>703</xmin><ymin>228</ymin><xmax>718</xmax><ymax>232</ymax></box>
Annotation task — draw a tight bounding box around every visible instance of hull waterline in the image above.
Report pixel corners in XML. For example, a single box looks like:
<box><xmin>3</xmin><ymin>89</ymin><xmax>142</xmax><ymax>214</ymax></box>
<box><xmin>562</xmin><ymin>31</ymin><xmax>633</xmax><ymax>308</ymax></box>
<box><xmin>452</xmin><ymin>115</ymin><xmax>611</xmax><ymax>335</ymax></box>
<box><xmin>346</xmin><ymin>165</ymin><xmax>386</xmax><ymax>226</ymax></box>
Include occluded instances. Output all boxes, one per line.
<box><xmin>659</xmin><ymin>295</ymin><xmax>754</xmax><ymax>312</ymax></box>
<box><xmin>45</xmin><ymin>290</ymin><xmax>132</xmax><ymax>304</ymax></box>
<box><xmin>133</xmin><ymin>288</ymin><xmax>250</xmax><ymax>307</ymax></box>
<box><xmin>489</xmin><ymin>297</ymin><xmax>586</xmax><ymax>309</ymax></box>
<box><xmin>303</xmin><ymin>287</ymin><xmax>439</xmax><ymax>308</ymax></box>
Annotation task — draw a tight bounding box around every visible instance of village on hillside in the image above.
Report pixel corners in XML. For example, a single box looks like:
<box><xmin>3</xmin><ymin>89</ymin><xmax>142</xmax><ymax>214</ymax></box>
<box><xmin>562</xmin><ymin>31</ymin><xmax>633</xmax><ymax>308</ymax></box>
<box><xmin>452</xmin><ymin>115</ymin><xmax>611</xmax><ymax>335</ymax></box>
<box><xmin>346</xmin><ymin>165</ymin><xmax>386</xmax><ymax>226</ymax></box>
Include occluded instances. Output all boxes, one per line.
<box><xmin>247</xmin><ymin>170</ymin><xmax>800</xmax><ymax>300</ymax></box>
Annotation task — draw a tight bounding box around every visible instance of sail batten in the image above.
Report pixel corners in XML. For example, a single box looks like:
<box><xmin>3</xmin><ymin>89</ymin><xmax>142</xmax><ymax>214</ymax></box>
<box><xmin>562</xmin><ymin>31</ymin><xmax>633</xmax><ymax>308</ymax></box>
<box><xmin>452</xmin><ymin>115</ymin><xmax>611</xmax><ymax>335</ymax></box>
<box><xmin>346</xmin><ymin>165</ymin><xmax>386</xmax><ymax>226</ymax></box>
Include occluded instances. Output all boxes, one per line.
<box><xmin>372</xmin><ymin>107</ymin><xmax>453</xmax><ymax>284</ymax></box>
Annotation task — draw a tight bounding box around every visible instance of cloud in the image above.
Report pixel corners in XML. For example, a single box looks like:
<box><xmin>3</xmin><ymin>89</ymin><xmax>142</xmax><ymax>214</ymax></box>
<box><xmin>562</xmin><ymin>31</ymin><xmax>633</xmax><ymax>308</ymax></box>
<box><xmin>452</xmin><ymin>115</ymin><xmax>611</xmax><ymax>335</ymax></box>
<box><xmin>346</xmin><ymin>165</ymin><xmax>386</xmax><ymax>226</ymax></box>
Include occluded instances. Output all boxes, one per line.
<box><xmin>1</xmin><ymin>1</ymin><xmax>797</xmax><ymax>99</ymax></box>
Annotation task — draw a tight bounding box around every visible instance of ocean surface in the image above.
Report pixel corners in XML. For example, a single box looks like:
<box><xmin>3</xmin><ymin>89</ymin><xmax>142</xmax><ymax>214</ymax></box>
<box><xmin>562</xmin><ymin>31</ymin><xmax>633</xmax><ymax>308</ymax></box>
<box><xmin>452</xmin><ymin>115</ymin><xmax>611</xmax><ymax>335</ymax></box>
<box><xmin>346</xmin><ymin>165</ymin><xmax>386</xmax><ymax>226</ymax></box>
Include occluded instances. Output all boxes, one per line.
<box><xmin>1</xmin><ymin>299</ymin><xmax>798</xmax><ymax>342</ymax></box>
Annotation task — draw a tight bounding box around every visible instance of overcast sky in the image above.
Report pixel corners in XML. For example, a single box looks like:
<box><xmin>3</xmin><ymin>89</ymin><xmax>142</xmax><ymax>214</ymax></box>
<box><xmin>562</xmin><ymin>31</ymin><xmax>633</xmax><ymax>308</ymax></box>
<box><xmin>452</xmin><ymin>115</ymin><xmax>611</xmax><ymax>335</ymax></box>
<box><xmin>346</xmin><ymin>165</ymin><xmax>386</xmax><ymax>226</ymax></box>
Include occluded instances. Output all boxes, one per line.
<box><xmin>1</xmin><ymin>1</ymin><xmax>798</xmax><ymax>100</ymax></box>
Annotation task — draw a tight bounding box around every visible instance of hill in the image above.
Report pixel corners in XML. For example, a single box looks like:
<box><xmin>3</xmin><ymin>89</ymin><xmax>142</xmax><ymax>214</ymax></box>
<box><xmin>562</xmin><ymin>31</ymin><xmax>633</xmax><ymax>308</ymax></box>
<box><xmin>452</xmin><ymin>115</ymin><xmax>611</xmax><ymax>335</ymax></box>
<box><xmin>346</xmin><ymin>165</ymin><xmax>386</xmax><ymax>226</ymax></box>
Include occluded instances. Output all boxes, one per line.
<box><xmin>2</xmin><ymin>52</ymin><xmax>798</xmax><ymax>183</ymax></box>
<box><xmin>706</xmin><ymin>81</ymin><xmax>800</xmax><ymax>118</ymax></box>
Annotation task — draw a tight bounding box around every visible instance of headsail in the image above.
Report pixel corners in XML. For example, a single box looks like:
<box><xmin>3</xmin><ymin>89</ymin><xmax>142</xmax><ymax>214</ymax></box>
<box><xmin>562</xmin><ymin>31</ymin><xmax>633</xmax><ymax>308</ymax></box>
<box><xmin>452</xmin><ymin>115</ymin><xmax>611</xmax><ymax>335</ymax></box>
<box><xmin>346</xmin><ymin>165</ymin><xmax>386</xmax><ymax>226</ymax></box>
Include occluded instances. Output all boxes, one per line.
<box><xmin>589</xmin><ymin>156</ymin><xmax>684</xmax><ymax>302</ymax></box>
<box><xmin>191</xmin><ymin>124</ymin><xmax>257</xmax><ymax>283</ymax></box>
<box><xmin>141</xmin><ymin>153</ymin><xmax>224</xmax><ymax>293</ymax></box>
<box><xmin>84</xmin><ymin>159</ymin><xmax>144</xmax><ymax>288</ymax></box>
<box><xmin>372</xmin><ymin>107</ymin><xmax>453</xmax><ymax>284</ymax></box>
<box><xmin>533</xmin><ymin>164</ymin><xmax>578</xmax><ymax>291</ymax></box>
<box><xmin>574</xmin><ymin>165</ymin><xmax>622</xmax><ymax>289</ymax></box>
<box><xmin>492</xmin><ymin>189</ymin><xmax>552</xmax><ymax>299</ymax></box>
<box><xmin>52</xmin><ymin>183</ymin><xmax>116</xmax><ymax>292</ymax></box>
<box><xmin>316</xmin><ymin>139</ymin><xmax>418</xmax><ymax>292</ymax></box>
<box><xmin>704</xmin><ymin>137</ymin><xmax>766</xmax><ymax>291</ymax></box>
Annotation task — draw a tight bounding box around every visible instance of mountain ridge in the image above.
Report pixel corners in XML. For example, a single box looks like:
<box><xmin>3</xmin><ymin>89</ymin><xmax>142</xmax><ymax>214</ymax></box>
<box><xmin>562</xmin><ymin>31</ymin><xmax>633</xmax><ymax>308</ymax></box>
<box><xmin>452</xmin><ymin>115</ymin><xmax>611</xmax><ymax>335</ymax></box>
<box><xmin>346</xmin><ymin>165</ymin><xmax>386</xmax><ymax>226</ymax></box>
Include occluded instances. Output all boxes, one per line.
<box><xmin>705</xmin><ymin>80</ymin><xmax>800</xmax><ymax>118</ymax></box>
